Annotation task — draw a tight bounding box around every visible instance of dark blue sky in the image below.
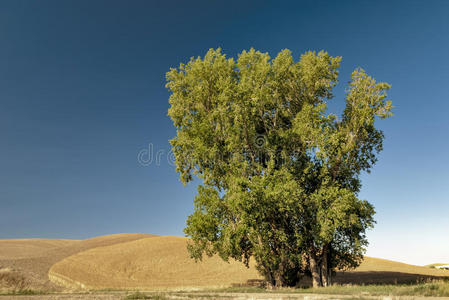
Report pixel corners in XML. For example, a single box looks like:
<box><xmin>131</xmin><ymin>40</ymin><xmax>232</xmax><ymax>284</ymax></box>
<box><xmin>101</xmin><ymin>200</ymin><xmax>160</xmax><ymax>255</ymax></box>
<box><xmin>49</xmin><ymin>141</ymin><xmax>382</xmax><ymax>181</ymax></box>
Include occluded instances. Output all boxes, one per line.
<box><xmin>1</xmin><ymin>0</ymin><xmax>448</xmax><ymax>265</ymax></box>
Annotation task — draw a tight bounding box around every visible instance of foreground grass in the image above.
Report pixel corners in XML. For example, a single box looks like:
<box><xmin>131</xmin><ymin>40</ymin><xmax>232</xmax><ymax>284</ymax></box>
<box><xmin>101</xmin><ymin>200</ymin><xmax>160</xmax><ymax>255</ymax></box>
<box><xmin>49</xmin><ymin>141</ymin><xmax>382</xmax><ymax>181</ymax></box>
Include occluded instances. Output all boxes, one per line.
<box><xmin>120</xmin><ymin>280</ymin><xmax>449</xmax><ymax>299</ymax></box>
<box><xmin>4</xmin><ymin>281</ymin><xmax>449</xmax><ymax>299</ymax></box>
<box><xmin>209</xmin><ymin>280</ymin><xmax>449</xmax><ymax>297</ymax></box>
<box><xmin>124</xmin><ymin>292</ymin><xmax>165</xmax><ymax>299</ymax></box>
<box><xmin>0</xmin><ymin>289</ymin><xmax>48</xmax><ymax>296</ymax></box>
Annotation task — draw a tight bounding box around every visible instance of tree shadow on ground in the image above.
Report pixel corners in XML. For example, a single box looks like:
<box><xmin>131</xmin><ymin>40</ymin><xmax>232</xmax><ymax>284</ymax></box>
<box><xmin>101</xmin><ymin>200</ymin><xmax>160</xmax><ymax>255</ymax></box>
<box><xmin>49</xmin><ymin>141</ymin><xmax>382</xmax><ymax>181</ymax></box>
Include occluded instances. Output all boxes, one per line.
<box><xmin>238</xmin><ymin>272</ymin><xmax>449</xmax><ymax>288</ymax></box>
<box><xmin>295</xmin><ymin>271</ymin><xmax>449</xmax><ymax>287</ymax></box>
<box><xmin>333</xmin><ymin>271</ymin><xmax>449</xmax><ymax>285</ymax></box>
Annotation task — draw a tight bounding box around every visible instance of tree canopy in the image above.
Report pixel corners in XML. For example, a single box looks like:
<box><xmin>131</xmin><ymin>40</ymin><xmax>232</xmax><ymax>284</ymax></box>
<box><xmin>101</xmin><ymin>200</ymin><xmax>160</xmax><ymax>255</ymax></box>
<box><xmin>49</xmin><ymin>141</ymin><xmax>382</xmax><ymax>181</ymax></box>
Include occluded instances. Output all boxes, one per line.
<box><xmin>166</xmin><ymin>48</ymin><xmax>393</xmax><ymax>287</ymax></box>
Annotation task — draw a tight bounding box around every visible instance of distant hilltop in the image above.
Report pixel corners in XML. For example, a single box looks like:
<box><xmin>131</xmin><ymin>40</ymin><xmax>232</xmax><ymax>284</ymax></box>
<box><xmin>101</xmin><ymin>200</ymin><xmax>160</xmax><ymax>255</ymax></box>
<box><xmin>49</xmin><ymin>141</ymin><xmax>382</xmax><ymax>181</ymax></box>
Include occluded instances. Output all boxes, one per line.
<box><xmin>427</xmin><ymin>263</ymin><xmax>449</xmax><ymax>270</ymax></box>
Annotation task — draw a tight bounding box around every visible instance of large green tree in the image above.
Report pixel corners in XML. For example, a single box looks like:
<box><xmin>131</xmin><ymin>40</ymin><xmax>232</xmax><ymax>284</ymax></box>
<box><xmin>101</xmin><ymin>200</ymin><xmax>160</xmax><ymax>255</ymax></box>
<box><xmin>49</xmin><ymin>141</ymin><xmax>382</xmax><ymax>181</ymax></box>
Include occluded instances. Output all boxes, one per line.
<box><xmin>166</xmin><ymin>48</ymin><xmax>393</xmax><ymax>287</ymax></box>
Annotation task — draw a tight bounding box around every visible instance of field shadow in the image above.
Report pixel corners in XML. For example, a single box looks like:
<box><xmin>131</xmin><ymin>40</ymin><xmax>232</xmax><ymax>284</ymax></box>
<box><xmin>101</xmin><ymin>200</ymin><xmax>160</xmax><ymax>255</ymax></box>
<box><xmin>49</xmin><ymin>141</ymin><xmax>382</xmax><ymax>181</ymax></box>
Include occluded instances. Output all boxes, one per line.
<box><xmin>236</xmin><ymin>272</ymin><xmax>449</xmax><ymax>288</ymax></box>
<box><xmin>333</xmin><ymin>271</ymin><xmax>449</xmax><ymax>285</ymax></box>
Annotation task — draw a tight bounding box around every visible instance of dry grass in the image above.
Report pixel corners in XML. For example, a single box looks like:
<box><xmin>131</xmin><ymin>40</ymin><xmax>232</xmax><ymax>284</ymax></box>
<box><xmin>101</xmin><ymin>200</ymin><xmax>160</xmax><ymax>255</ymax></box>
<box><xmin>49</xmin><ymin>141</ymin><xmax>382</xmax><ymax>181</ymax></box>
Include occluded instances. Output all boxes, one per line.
<box><xmin>48</xmin><ymin>236</ymin><xmax>449</xmax><ymax>290</ymax></box>
<box><xmin>0</xmin><ymin>233</ymin><xmax>154</xmax><ymax>291</ymax></box>
<box><xmin>0</xmin><ymin>268</ymin><xmax>29</xmax><ymax>291</ymax></box>
<box><xmin>3</xmin><ymin>233</ymin><xmax>449</xmax><ymax>293</ymax></box>
<box><xmin>355</xmin><ymin>257</ymin><xmax>449</xmax><ymax>276</ymax></box>
<box><xmin>0</xmin><ymin>239</ymin><xmax>79</xmax><ymax>260</ymax></box>
<box><xmin>49</xmin><ymin>236</ymin><xmax>262</xmax><ymax>289</ymax></box>
<box><xmin>205</xmin><ymin>280</ymin><xmax>449</xmax><ymax>297</ymax></box>
<box><xmin>332</xmin><ymin>257</ymin><xmax>449</xmax><ymax>285</ymax></box>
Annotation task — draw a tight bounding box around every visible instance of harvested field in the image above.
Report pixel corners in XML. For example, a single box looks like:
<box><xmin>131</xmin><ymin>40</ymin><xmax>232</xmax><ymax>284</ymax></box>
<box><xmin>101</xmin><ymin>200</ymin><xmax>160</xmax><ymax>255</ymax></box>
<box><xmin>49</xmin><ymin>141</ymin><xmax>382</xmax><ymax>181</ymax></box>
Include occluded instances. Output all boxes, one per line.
<box><xmin>0</xmin><ymin>239</ymin><xmax>80</xmax><ymax>260</ymax></box>
<box><xmin>0</xmin><ymin>233</ymin><xmax>154</xmax><ymax>291</ymax></box>
<box><xmin>334</xmin><ymin>257</ymin><xmax>449</xmax><ymax>285</ymax></box>
<box><xmin>356</xmin><ymin>257</ymin><xmax>449</xmax><ymax>275</ymax></box>
<box><xmin>48</xmin><ymin>236</ymin><xmax>449</xmax><ymax>290</ymax></box>
<box><xmin>2</xmin><ymin>233</ymin><xmax>449</xmax><ymax>293</ymax></box>
<box><xmin>49</xmin><ymin>236</ymin><xmax>262</xmax><ymax>289</ymax></box>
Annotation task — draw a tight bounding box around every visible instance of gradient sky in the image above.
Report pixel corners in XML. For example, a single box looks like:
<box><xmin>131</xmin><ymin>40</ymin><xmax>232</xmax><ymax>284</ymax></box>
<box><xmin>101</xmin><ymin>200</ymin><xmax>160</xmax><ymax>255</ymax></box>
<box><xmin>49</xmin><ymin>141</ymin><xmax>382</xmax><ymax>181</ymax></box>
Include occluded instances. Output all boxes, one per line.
<box><xmin>1</xmin><ymin>0</ymin><xmax>448</xmax><ymax>266</ymax></box>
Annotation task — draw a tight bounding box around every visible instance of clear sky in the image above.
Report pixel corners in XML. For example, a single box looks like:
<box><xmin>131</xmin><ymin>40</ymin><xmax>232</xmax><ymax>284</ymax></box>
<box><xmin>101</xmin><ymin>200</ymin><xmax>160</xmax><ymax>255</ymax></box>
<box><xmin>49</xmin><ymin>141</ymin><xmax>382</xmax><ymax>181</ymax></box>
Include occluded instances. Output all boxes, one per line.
<box><xmin>1</xmin><ymin>0</ymin><xmax>448</xmax><ymax>266</ymax></box>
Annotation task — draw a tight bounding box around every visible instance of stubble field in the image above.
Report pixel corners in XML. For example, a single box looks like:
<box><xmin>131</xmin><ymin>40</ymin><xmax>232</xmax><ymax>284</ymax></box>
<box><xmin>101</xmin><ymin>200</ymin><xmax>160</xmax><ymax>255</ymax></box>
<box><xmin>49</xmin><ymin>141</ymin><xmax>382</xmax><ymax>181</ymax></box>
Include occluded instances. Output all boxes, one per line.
<box><xmin>1</xmin><ymin>233</ymin><xmax>448</xmax><ymax>299</ymax></box>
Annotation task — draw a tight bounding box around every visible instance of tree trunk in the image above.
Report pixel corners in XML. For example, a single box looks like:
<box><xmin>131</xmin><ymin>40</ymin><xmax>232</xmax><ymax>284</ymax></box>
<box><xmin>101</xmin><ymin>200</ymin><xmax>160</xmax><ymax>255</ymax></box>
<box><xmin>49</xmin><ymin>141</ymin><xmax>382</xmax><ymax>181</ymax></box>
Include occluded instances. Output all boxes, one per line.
<box><xmin>274</xmin><ymin>261</ymin><xmax>287</xmax><ymax>288</ymax></box>
<box><xmin>309</xmin><ymin>254</ymin><xmax>322</xmax><ymax>288</ymax></box>
<box><xmin>320</xmin><ymin>244</ymin><xmax>329</xmax><ymax>287</ymax></box>
<box><xmin>266</xmin><ymin>270</ymin><xmax>276</xmax><ymax>289</ymax></box>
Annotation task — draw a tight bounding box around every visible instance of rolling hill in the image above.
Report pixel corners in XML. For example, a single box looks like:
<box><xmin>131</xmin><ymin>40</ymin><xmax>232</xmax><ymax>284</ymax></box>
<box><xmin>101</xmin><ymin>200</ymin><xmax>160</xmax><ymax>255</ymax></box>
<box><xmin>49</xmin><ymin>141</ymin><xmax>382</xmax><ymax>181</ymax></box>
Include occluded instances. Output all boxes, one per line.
<box><xmin>0</xmin><ymin>233</ymin><xmax>154</xmax><ymax>291</ymax></box>
<box><xmin>48</xmin><ymin>235</ymin><xmax>449</xmax><ymax>290</ymax></box>
<box><xmin>426</xmin><ymin>263</ymin><xmax>449</xmax><ymax>268</ymax></box>
<box><xmin>48</xmin><ymin>236</ymin><xmax>261</xmax><ymax>289</ymax></box>
<box><xmin>2</xmin><ymin>233</ymin><xmax>449</xmax><ymax>292</ymax></box>
<box><xmin>0</xmin><ymin>238</ymin><xmax>80</xmax><ymax>260</ymax></box>
<box><xmin>333</xmin><ymin>257</ymin><xmax>449</xmax><ymax>285</ymax></box>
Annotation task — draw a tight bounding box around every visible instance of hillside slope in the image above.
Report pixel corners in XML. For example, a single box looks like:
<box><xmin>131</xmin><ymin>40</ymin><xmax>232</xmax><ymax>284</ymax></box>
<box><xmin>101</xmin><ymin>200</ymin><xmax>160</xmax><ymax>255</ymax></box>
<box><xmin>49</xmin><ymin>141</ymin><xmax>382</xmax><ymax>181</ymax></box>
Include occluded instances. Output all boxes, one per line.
<box><xmin>0</xmin><ymin>239</ymin><xmax>80</xmax><ymax>260</ymax></box>
<box><xmin>49</xmin><ymin>236</ymin><xmax>449</xmax><ymax>290</ymax></box>
<box><xmin>357</xmin><ymin>257</ymin><xmax>449</xmax><ymax>276</ymax></box>
<box><xmin>332</xmin><ymin>257</ymin><xmax>449</xmax><ymax>285</ymax></box>
<box><xmin>0</xmin><ymin>233</ymin><xmax>155</xmax><ymax>291</ymax></box>
<box><xmin>49</xmin><ymin>236</ymin><xmax>262</xmax><ymax>289</ymax></box>
<box><xmin>3</xmin><ymin>233</ymin><xmax>449</xmax><ymax>291</ymax></box>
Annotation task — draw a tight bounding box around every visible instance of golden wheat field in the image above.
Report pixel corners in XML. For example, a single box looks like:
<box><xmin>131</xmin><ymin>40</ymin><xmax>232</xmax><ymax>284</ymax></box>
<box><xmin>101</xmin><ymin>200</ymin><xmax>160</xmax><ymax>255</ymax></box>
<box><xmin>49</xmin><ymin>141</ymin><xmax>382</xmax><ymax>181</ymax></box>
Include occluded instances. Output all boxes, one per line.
<box><xmin>0</xmin><ymin>239</ymin><xmax>80</xmax><ymax>260</ymax></box>
<box><xmin>332</xmin><ymin>256</ymin><xmax>449</xmax><ymax>286</ymax></box>
<box><xmin>355</xmin><ymin>257</ymin><xmax>449</xmax><ymax>276</ymax></box>
<box><xmin>48</xmin><ymin>236</ymin><xmax>261</xmax><ymax>289</ymax></box>
<box><xmin>2</xmin><ymin>233</ymin><xmax>449</xmax><ymax>292</ymax></box>
<box><xmin>0</xmin><ymin>233</ymin><xmax>154</xmax><ymax>291</ymax></box>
